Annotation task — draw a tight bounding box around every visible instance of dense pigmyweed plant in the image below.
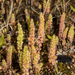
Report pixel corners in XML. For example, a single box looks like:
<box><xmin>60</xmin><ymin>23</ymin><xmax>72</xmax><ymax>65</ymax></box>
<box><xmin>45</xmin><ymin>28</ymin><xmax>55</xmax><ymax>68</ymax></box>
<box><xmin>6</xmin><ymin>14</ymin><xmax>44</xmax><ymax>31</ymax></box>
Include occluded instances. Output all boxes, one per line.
<box><xmin>0</xmin><ymin>0</ymin><xmax>75</xmax><ymax>75</ymax></box>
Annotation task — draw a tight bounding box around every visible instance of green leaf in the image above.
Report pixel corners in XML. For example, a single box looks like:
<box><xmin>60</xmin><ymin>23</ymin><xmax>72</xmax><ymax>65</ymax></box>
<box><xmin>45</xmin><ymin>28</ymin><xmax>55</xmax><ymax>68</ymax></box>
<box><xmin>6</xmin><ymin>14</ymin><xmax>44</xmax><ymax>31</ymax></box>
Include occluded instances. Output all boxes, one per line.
<box><xmin>35</xmin><ymin>69</ymin><xmax>38</xmax><ymax>75</ymax></box>
<box><xmin>45</xmin><ymin>21</ymin><xmax>48</xmax><ymax>31</ymax></box>
<box><xmin>67</xmin><ymin>40</ymin><xmax>68</xmax><ymax>43</ymax></box>
<box><xmin>0</xmin><ymin>33</ymin><xmax>4</xmax><ymax>48</ymax></box>
<box><xmin>0</xmin><ymin>54</ymin><xmax>1</xmax><ymax>59</ymax></box>
<box><xmin>55</xmin><ymin>62</ymin><xmax>58</xmax><ymax>75</ymax></box>
<box><xmin>70</xmin><ymin>5</ymin><xmax>75</xmax><ymax>12</ymax></box>
<box><xmin>60</xmin><ymin>62</ymin><xmax>63</xmax><ymax>71</ymax></box>
<box><xmin>47</xmin><ymin>35</ymin><xmax>52</xmax><ymax>39</ymax></box>
<box><xmin>36</xmin><ymin>21</ymin><xmax>39</xmax><ymax>25</ymax></box>
<box><xmin>28</xmin><ymin>15</ymin><xmax>30</xmax><ymax>31</ymax></box>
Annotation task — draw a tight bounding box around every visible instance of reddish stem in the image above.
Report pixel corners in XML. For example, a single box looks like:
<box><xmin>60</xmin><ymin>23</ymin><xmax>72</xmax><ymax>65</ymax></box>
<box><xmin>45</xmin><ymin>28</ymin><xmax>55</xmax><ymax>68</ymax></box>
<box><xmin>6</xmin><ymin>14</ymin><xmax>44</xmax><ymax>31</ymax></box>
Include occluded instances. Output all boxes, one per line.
<box><xmin>48</xmin><ymin>63</ymin><xmax>52</xmax><ymax>75</ymax></box>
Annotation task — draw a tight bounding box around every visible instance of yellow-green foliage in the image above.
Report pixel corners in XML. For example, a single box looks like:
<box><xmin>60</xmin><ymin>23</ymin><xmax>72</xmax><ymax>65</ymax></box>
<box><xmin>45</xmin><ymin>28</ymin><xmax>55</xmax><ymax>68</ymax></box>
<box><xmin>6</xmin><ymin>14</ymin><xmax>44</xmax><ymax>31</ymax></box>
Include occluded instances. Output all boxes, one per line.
<box><xmin>6</xmin><ymin>45</ymin><xmax>13</xmax><ymax>69</ymax></box>
<box><xmin>2</xmin><ymin>59</ymin><xmax>7</xmax><ymax>72</ymax></box>
<box><xmin>56</xmin><ymin>36</ymin><xmax>59</xmax><ymax>45</ymax></box>
<box><xmin>62</xmin><ymin>39</ymin><xmax>66</xmax><ymax>46</ymax></box>
<box><xmin>31</xmin><ymin>45</ymin><xmax>36</xmax><ymax>59</ymax></box>
<box><xmin>49</xmin><ymin>35</ymin><xmax>57</xmax><ymax>65</ymax></box>
<box><xmin>3</xmin><ymin>28</ymin><xmax>7</xmax><ymax>34</ymax></box>
<box><xmin>1</xmin><ymin>1</ymin><xmax>75</xmax><ymax>74</ymax></box>
<box><xmin>16</xmin><ymin>73</ymin><xmax>20</xmax><ymax>75</ymax></box>
<box><xmin>43</xmin><ymin>0</ymin><xmax>46</xmax><ymax>11</ymax></box>
<box><xmin>31</xmin><ymin>46</ymin><xmax>42</xmax><ymax>73</ymax></box>
<box><xmin>17</xmin><ymin>23</ymin><xmax>24</xmax><ymax>50</ymax></box>
<box><xmin>19</xmin><ymin>51</ymin><xmax>23</xmax><ymax>69</ymax></box>
<box><xmin>32</xmin><ymin>46</ymin><xmax>39</xmax><ymax>68</ymax></box>
<box><xmin>22</xmin><ymin>46</ymin><xmax>30</xmax><ymax>74</ymax></box>
<box><xmin>48</xmin><ymin>14</ymin><xmax>52</xmax><ymax>25</ymax></box>
<box><xmin>37</xmin><ymin>63</ymin><xmax>43</xmax><ymax>73</ymax></box>
<box><xmin>33</xmin><ymin>53</ymin><xmax>38</xmax><ymax>68</ymax></box>
<box><xmin>63</xmin><ymin>27</ymin><xmax>68</xmax><ymax>40</ymax></box>
<box><xmin>45</xmin><ymin>14</ymin><xmax>52</xmax><ymax>31</ymax></box>
<box><xmin>0</xmin><ymin>32</ymin><xmax>4</xmax><ymax>48</ymax></box>
<box><xmin>62</xmin><ymin>27</ymin><xmax>68</xmax><ymax>45</ymax></box>
<box><xmin>68</xmin><ymin>25</ymin><xmax>74</xmax><ymax>43</ymax></box>
<box><xmin>39</xmin><ymin>4</ymin><xmax>42</xmax><ymax>10</ymax></box>
<box><xmin>32</xmin><ymin>46</ymin><xmax>40</xmax><ymax>69</ymax></box>
<box><xmin>11</xmin><ymin>13</ymin><xmax>15</xmax><ymax>25</ymax></box>
<box><xmin>7</xmin><ymin>34</ymin><xmax>11</xmax><ymax>43</ymax></box>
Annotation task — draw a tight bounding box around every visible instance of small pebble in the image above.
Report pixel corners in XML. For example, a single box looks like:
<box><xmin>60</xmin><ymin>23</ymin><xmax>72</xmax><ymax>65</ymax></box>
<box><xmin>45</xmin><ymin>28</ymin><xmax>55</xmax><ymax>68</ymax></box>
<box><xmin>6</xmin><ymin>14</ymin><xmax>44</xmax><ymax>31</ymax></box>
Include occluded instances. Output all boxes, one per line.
<box><xmin>67</xmin><ymin>66</ymin><xmax>70</xmax><ymax>69</ymax></box>
<box><xmin>63</xmin><ymin>52</ymin><xmax>67</xmax><ymax>55</ymax></box>
<box><xmin>72</xmin><ymin>59</ymin><xmax>74</xmax><ymax>62</ymax></box>
<box><xmin>73</xmin><ymin>64</ymin><xmax>75</xmax><ymax>67</ymax></box>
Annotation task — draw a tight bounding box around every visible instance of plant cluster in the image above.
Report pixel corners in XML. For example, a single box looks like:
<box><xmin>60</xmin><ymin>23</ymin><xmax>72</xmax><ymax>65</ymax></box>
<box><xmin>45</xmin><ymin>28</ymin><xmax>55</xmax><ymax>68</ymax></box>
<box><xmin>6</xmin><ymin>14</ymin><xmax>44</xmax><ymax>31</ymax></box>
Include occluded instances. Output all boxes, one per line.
<box><xmin>0</xmin><ymin>0</ymin><xmax>75</xmax><ymax>75</ymax></box>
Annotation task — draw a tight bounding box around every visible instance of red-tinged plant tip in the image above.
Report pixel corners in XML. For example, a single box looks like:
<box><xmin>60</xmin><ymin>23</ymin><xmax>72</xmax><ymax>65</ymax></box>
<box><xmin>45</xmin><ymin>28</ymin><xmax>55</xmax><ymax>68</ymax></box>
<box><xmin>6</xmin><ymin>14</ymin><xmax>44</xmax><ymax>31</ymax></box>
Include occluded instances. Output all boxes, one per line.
<box><xmin>68</xmin><ymin>26</ymin><xmax>74</xmax><ymax>43</ymax></box>
<box><xmin>6</xmin><ymin>45</ymin><xmax>13</xmax><ymax>70</ymax></box>
<box><xmin>43</xmin><ymin>0</ymin><xmax>50</xmax><ymax>13</ymax></box>
<box><xmin>22</xmin><ymin>46</ymin><xmax>31</xmax><ymax>75</ymax></box>
<box><xmin>59</xmin><ymin>12</ymin><xmax>65</xmax><ymax>39</ymax></box>
<box><xmin>28</xmin><ymin>19</ymin><xmax>35</xmax><ymax>47</ymax></box>
<box><xmin>46</xmin><ymin>0</ymin><xmax>50</xmax><ymax>14</ymax></box>
<box><xmin>36</xmin><ymin>12</ymin><xmax>44</xmax><ymax>52</ymax></box>
<box><xmin>2</xmin><ymin>7</ymin><xmax>5</xmax><ymax>14</ymax></box>
<box><xmin>38</xmin><ymin>12</ymin><xmax>44</xmax><ymax>43</ymax></box>
<box><xmin>49</xmin><ymin>35</ymin><xmax>57</xmax><ymax>65</ymax></box>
